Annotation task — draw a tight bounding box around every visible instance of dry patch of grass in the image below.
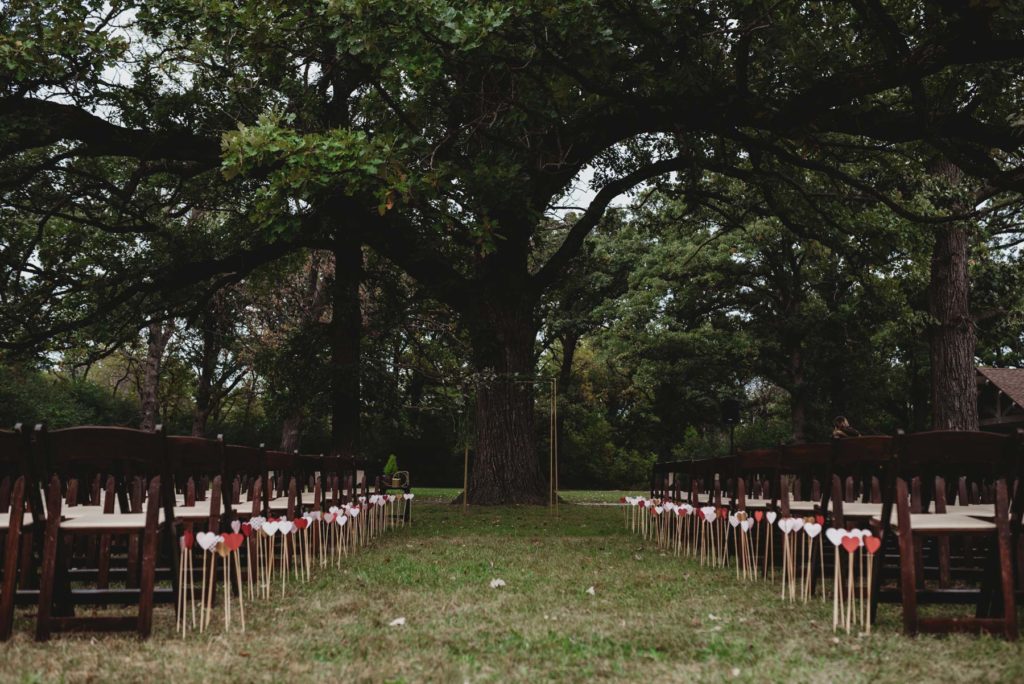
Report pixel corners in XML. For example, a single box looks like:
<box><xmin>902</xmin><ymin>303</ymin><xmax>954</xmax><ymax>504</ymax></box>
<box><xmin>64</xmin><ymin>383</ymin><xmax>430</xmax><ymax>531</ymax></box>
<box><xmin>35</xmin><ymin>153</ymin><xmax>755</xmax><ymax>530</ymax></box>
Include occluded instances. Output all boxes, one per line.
<box><xmin>2</xmin><ymin>502</ymin><xmax>1022</xmax><ymax>683</ymax></box>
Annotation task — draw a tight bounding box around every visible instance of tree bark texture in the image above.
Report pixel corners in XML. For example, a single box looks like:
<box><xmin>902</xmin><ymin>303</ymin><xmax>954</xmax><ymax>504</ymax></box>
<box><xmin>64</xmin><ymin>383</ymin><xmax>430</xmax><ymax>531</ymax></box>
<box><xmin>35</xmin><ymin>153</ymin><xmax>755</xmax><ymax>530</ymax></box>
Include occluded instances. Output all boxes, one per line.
<box><xmin>466</xmin><ymin>299</ymin><xmax>548</xmax><ymax>505</ymax></box>
<box><xmin>329</xmin><ymin>235</ymin><xmax>362</xmax><ymax>457</ymax></box>
<box><xmin>139</xmin><ymin>321</ymin><xmax>173</xmax><ymax>432</ymax></box>
<box><xmin>928</xmin><ymin>221</ymin><xmax>978</xmax><ymax>430</ymax></box>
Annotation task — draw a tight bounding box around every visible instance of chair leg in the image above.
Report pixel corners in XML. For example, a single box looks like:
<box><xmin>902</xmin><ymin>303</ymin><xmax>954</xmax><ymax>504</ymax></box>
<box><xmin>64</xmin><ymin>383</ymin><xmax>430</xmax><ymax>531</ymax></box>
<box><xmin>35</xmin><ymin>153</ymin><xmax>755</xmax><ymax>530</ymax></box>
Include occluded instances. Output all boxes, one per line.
<box><xmin>896</xmin><ymin>478</ymin><xmax>918</xmax><ymax>636</ymax></box>
<box><xmin>0</xmin><ymin>477</ymin><xmax>25</xmax><ymax>641</ymax></box>
<box><xmin>136</xmin><ymin>477</ymin><xmax>162</xmax><ymax>639</ymax></box>
<box><xmin>18</xmin><ymin>530</ymin><xmax>35</xmax><ymax>589</ymax></box>
<box><xmin>995</xmin><ymin>480</ymin><xmax>1018</xmax><ymax>640</ymax></box>
<box><xmin>35</xmin><ymin>477</ymin><xmax>63</xmax><ymax>642</ymax></box>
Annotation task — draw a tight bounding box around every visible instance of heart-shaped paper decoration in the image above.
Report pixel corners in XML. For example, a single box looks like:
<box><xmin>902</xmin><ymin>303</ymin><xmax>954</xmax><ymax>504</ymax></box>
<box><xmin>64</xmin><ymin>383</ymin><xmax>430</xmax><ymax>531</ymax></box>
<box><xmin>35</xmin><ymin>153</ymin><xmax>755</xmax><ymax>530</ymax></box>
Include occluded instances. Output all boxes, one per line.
<box><xmin>324</xmin><ymin>513</ymin><xmax>335</xmax><ymax>524</ymax></box>
<box><xmin>815</xmin><ymin>514</ymin><xmax>825</xmax><ymax>526</ymax></box>
<box><xmin>754</xmin><ymin>511</ymin><xmax>764</xmax><ymax>522</ymax></box>
<box><xmin>262</xmin><ymin>521</ymin><xmax>280</xmax><ymax>536</ymax></box>
<box><xmin>241</xmin><ymin>522</ymin><xmax>253</xmax><ymax>537</ymax></box>
<box><xmin>223</xmin><ymin>532</ymin><xmax>244</xmax><ymax>552</ymax></box>
<box><xmin>804</xmin><ymin>522</ymin><xmax>822</xmax><ymax>538</ymax></box>
<box><xmin>864</xmin><ymin>537</ymin><xmax>881</xmax><ymax>554</ymax></box>
<box><xmin>230</xmin><ymin>520</ymin><xmax>241</xmax><ymax>534</ymax></box>
<box><xmin>350</xmin><ymin>507</ymin><xmax>360</xmax><ymax>518</ymax></box>
<box><xmin>766</xmin><ymin>511</ymin><xmax>778</xmax><ymax>525</ymax></box>
<box><xmin>337</xmin><ymin>514</ymin><xmax>348</xmax><ymax>527</ymax></box>
<box><xmin>196</xmin><ymin>531</ymin><xmax>220</xmax><ymax>551</ymax></box>
<box><xmin>294</xmin><ymin>518</ymin><xmax>309</xmax><ymax>530</ymax></box>
<box><xmin>791</xmin><ymin>518</ymin><xmax>805</xmax><ymax>532</ymax></box>
<box><xmin>841</xmin><ymin>536</ymin><xmax>860</xmax><ymax>553</ymax></box>
<box><xmin>825</xmin><ymin>528</ymin><xmax>845</xmax><ymax>547</ymax></box>
<box><xmin>183</xmin><ymin>530</ymin><xmax>195</xmax><ymax>549</ymax></box>
<box><xmin>740</xmin><ymin>519</ymin><xmax>752</xmax><ymax>532</ymax></box>
<box><xmin>778</xmin><ymin>518</ymin><xmax>791</xmax><ymax>534</ymax></box>
<box><xmin>404</xmin><ymin>493</ymin><xmax>415</xmax><ymax>500</ymax></box>
<box><xmin>728</xmin><ymin>514</ymin><xmax>739</xmax><ymax>528</ymax></box>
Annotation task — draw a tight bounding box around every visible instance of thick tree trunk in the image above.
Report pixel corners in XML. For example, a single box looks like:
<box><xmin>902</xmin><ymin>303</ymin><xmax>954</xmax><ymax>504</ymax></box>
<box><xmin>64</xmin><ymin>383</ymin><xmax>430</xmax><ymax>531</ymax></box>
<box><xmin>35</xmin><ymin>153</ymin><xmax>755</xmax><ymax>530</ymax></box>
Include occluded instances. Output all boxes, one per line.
<box><xmin>789</xmin><ymin>347</ymin><xmax>807</xmax><ymax>443</ymax></box>
<box><xmin>280</xmin><ymin>414</ymin><xmax>302</xmax><ymax>453</ymax></box>
<box><xmin>329</xmin><ymin>235</ymin><xmax>362</xmax><ymax>457</ymax></box>
<box><xmin>191</xmin><ymin>320</ymin><xmax>218</xmax><ymax>437</ymax></box>
<box><xmin>555</xmin><ymin>333</ymin><xmax>577</xmax><ymax>470</ymax></box>
<box><xmin>139</xmin><ymin>321</ymin><xmax>173</xmax><ymax>432</ymax></box>
<box><xmin>466</xmin><ymin>301</ymin><xmax>548</xmax><ymax>505</ymax></box>
<box><xmin>928</xmin><ymin>222</ymin><xmax>978</xmax><ymax>430</ymax></box>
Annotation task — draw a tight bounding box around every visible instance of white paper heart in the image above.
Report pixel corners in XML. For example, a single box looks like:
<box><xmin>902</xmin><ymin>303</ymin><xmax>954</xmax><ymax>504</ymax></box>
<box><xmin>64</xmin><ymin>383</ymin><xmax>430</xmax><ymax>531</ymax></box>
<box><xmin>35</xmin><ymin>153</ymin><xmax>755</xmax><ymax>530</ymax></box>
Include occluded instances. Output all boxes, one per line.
<box><xmin>196</xmin><ymin>532</ymin><xmax>221</xmax><ymax>551</ymax></box>
<box><xmin>740</xmin><ymin>519</ymin><xmax>753</xmax><ymax>532</ymax></box>
<box><xmin>825</xmin><ymin>528</ymin><xmax>845</xmax><ymax>547</ymax></box>
<box><xmin>230</xmin><ymin>520</ymin><xmax>241</xmax><ymax>533</ymax></box>
<box><xmin>728</xmin><ymin>514</ymin><xmax>739</xmax><ymax>528</ymax></box>
<box><xmin>654</xmin><ymin>506</ymin><xmax>663</xmax><ymax>515</ymax></box>
<box><xmin>350</xmin><ymin>508</ymin><xmax>360</xmax><ymax>518</ymax></box>
<box><xmin>404</xmin><ymin>493</ymin><xmax>414</xmax><ymax>500</ymax></box>
<box><xmin>262</xmin><ymin>521</ymin><xmax>280</xmax><ymax>536</ymax></box>
<box><xmin>791</xmin><ymin>518</ymin><xmax>805</xmax><ymax>532</ymax></box>
<box><xmin>337</xmin><ymin>514</ymin><xmax>348</xmax><ymax>527</ymax></box>
<box><xmin>766</xmin><ymin>511</ymin><xmax>778</xmax><ymax>524</ymax></box>
<box><xmin>804</xmin><ymin>522</ymin><xmax>822</xmax><ymax>538</ymax></box>
<box><xmin>778</xmin><ymin>518</ymin><xmax>790</xmax><ymax>534</ymax></box>
<box><xmin>329</xmin><ymin>506</ymin><xmax>339</xmax><ymax>514</ymax></box>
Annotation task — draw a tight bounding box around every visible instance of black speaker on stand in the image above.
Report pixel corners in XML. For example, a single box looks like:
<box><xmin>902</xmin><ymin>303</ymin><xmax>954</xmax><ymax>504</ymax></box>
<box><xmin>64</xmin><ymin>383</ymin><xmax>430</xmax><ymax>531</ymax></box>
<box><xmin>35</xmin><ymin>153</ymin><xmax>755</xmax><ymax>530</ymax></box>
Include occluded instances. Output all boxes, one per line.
<box><xmin>721</xmin><ymin>399</ymin><xmax>741</xmax><ymax>454</ymax></box>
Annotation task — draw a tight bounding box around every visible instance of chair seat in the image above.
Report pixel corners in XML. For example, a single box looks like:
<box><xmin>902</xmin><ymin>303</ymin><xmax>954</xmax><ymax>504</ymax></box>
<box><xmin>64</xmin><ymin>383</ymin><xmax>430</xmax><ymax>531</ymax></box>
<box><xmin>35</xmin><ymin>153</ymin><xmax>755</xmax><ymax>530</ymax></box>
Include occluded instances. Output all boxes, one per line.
<box><xmin>174</xmin><ymin>505</ymin><xmax>212</xmax><ymax>521</ymax></box>
<box><xmin>267</xmin><ymin>497</ymin><xmax>292</xmax><ymax>511</ymax></box>
<box><xmin>836</xmin><ymin>502</ymin><xmax>885</xmax><ymax>517</ymax></box>
<box><xmin>871</xmin><ymin>513</ymin><xmax>996</xmax><ymax>534</ymax></box>
<box><xmin>60</xmin><ymin>511</ymin><xmax>166</xmax><ymax>531</ymax></box>
<box><xmin>0</xmin><ymin>512</ymin><xmax>32</xmax><ymax>528</ymax></box>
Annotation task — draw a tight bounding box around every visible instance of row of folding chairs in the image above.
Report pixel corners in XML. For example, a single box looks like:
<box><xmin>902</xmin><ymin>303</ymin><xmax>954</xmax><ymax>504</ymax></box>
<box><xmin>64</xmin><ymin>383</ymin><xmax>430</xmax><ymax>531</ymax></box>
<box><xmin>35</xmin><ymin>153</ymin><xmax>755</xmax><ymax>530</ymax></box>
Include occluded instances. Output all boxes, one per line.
<box><xmin>0</xmin><ymin>424</ymin><xmax>378</xmax><ymax>640</ymax></box>
<box><xmin>648</xmin><ymin>430</ymin><xmax>1023</xmax><ymax>639</ymax></box>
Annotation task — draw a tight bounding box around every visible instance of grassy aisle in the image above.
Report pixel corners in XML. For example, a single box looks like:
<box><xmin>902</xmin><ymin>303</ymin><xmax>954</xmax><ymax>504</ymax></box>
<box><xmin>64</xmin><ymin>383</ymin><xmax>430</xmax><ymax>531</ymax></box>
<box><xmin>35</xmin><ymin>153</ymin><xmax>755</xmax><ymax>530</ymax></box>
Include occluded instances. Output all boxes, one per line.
<box><xmin>2</xmin><ymin>502</ymin><xmax>1022</xmax><ymax>682</ymax></box>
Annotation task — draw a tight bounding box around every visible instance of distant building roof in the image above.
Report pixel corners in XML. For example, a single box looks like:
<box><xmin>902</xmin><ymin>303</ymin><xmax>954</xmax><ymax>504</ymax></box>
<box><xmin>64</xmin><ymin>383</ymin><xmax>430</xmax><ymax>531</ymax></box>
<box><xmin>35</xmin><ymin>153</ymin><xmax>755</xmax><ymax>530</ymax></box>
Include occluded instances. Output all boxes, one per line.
<box><xmin>977</xmin><ymin>367</ymin><xmax>1024</xmax><ymax>407</ymax></box>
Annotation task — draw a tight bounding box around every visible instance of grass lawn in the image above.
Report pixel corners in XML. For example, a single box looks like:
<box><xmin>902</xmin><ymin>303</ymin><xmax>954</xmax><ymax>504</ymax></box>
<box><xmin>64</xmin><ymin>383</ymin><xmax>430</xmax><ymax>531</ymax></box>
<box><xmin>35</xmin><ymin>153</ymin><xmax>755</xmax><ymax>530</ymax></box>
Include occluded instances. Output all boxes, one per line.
<box><xmin>2</xmin><ymin>498</ymin><xmax>1022</xmax><ymax>683</ymax></box>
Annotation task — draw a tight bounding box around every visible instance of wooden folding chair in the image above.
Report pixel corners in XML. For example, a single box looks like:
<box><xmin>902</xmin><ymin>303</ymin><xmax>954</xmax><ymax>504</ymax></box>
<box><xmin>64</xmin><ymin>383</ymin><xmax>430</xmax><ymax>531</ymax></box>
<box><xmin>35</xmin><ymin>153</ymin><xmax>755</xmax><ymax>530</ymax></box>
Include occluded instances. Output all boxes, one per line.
<box><xmin>165</xmin><ymin>435</ymin><xmax>227</xmax><ymax>532</ymax></box>
<box><xmin>265</xmin><ymin>449</ymin><xmax>299</xmax><ymax>518</ymax></box>
<box><xmin>778</xmin><ymin>442</ymin><xmax>831</xmax><ymax>518</ymax></box>
<box><xmin>731</xmin><ymin>448</ymin><xmax>781</xmax><ymax>512</ymax></box>
<box><xmin>224</xmin><ymin>443</ymin><xmax>267</xmax><ymax>518</ymax></box>
<box><xmin>33</xmin><ymin>425</ymin><xmax>175</xmax><ymax>641</ymax></box>
<box><xmin>0</xmin><ymin>424</ymin><xmax>43</xmax><ymax>640</ymax></box>
<box><xmin>878</xmin><ymin>430</ymin><xmax>1019</xmax><ymax>639</ymax></box>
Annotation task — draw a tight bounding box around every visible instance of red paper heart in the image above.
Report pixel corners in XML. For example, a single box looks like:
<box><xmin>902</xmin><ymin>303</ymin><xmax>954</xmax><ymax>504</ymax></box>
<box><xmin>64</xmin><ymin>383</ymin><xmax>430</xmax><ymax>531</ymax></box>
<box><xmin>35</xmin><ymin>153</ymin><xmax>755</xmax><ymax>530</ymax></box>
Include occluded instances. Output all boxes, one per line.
<box><xmin>222</xmin><ymin>533</ymin><xmax>244</xmax><ymax>552</ymax></box>
<box><xmin>718</xmin><ymin>508</ymin><xmax>728</xmax><ymax>519</ymax></box>
<box><xmin>864</xmin><ymin>537</ymin><xmax>881</xmax><ymax>554</ymax></box>
<box><xmin>241</xmin><ymin>522</ymin><xmax>253</xmax><ymax>537</ymax></box>
<box><xmin>638</xmin><ymin>501</ymin><xmax>646</xmax><ymax>508</ymax></box>
<box><xmin>619</xmin><ymin>497</ymin><xmax>626</xmax><ymax>504</ymax></box>
<box><xmin>183</xmin><ymin>530</ymin><xmax>194</xmax><ymax>549</ymax></box>
<box><xmin>815</xmin><ymin>514</ymin><xmax>825</xmax><ymax>526</ymax></box>
<box><xmin>754</xmin><ymin>511</ymin><xmax>763</xmax><ymax>522</ymax></box>
<box><xmin>841</xmin><ymin>536</ymin><xmax>860</xmax><ymax>553</ymax></box>
<box><xmin>294</xmin><ymin>518</ymin><xmax>309</xmax><ymax>530</ymax></box>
